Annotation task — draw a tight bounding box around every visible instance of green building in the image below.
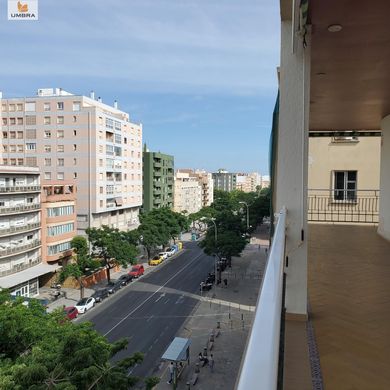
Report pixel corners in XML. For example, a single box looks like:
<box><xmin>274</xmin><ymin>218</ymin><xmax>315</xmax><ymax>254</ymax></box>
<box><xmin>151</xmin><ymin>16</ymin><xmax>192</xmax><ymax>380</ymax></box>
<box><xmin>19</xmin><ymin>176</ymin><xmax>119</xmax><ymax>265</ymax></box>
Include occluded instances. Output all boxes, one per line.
<box><xmin>143</xmin><ymin>145</ymin><xmax>174</xmax><ymax>212</ymax></box>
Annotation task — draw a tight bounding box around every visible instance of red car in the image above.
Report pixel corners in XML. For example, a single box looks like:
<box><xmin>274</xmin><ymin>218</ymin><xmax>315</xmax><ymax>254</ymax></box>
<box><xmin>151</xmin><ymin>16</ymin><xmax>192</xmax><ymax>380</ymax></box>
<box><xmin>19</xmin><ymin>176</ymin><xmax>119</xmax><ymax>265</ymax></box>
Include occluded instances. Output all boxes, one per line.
<box><xmin>128</xmin><ymin>264</ymin><xmax>144</xmax><ymax>278</ymax></box>
<box><xmin>64</xmin><ymin>306</ymin><xmax>78</xmax><ymax>320</ymax></box>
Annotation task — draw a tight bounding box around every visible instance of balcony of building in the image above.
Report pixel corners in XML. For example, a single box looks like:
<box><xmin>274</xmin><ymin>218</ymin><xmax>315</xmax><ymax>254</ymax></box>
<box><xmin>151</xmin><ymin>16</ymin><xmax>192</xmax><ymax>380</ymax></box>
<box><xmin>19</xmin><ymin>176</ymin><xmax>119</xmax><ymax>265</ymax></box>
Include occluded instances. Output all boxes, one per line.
<box><xmin>0</xmin><ymin>221</ymin><xmax>41</xmax><ymax>238</ymax></box>
<box><xmin>0</xmin><ymin>185</ymin><xmax>41</xmax><ymax>194</ymax></box>
<box><xmin>0</xmin><ymin>256</ymin><xmax>42</xmax><ymax>278</ymax></box>
<box><xmin>0</xmin><ymin>202</ymin><xmax>41</xmax><ymax>215</ymax></box>
<box><xmin>0</xmin><ymin>239</ymin><xmax>41</xmax><ymax>258</ymax></box>
<box><xmin>41</xmin><ymin>183</ymin><xmax>76</xmax><ymax>203</ymax></box>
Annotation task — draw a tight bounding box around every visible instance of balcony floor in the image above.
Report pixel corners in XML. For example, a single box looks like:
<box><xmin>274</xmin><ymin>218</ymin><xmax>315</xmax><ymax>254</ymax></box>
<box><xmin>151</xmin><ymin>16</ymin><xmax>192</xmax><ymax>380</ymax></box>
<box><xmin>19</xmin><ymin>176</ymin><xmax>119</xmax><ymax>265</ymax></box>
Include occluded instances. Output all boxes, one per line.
<box><xmin>308</xmin><ymin>224</ymin><xmax>390</xmax><ymax>390</ymax></box>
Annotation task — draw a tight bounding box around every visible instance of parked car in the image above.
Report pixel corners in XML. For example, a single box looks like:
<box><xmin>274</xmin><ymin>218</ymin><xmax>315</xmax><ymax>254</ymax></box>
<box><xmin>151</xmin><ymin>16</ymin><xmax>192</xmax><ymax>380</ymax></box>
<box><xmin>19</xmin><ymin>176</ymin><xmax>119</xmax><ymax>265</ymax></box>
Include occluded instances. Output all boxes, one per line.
<box><xmin>165</xmin><ymin>247</ymin><xmax>176</xmax><ymax>257</ymax></box>
<box><xmin>64</xmin><ymin>306</ymin><xmax>78</xmax><ymax>320</ymax></box>
<box><xmin>91</xmin><ymin>288</ymin><xmax>110</xmax><ymax>303</ymax></box>
<box><xmin>118</xmin><ymin>274</ymin><xmax>133</xmax><ymax>286</ymax></box>
<box><xmin>159</xmin><ymin>252</ymin><xmax>168</xmax><ymax>260</ymax></box>
<box><xmin>106</xmin><ymin>280</ymin><xmax>123</xmax><ymax>294</ymax></box>
<box><xmin>128</xmin><ymin>264</ymin><xmax>144</xmax><ymax>278</ymax></box>
<box><xmin>75</xmin><ymin>297</ymin><xmax>95</xmax><ymax>314</ymax></box>
<box><xmin>149</xmin><ymin>255</ymin><xmax>163</xmax><ymax>266</ymax></box>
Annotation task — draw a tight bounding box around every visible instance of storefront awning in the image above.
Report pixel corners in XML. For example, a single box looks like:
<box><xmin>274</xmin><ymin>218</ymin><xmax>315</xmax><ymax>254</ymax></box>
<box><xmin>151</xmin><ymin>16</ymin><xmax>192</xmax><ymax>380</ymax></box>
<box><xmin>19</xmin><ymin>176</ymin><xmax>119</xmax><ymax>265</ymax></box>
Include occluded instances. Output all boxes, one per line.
<box><xmin>0</xmin><ymin>263</ymin><xmax>62</xmax><ymax>288</ymax></box>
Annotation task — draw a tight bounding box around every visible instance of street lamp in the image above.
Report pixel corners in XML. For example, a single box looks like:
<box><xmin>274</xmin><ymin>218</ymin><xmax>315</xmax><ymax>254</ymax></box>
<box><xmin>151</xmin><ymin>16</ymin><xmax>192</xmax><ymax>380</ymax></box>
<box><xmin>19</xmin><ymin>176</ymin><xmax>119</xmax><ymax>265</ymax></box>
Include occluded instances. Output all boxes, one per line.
<box><xmin>239</xmin><ymin>201</ymin><xmax>249</xmax><ymax>231</ymax></box>
<box><xmin>200</xmin><ymin>217</ymin><xmax>219</xmax><ymax>292</ymax></box>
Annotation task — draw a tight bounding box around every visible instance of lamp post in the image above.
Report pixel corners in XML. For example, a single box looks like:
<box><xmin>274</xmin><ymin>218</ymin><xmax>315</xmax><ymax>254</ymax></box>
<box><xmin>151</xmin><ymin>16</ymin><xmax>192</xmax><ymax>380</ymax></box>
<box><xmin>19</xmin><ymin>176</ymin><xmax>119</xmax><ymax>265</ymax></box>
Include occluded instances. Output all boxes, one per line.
<box><xmin>200</xmin><ymin>217</ymin><xmax>218</xmax><ymax>292</ymax></box>
<box><xmin>239</xmin><ymin>201</ymin><xmax>249</xmax><ymax>231</ymax></box>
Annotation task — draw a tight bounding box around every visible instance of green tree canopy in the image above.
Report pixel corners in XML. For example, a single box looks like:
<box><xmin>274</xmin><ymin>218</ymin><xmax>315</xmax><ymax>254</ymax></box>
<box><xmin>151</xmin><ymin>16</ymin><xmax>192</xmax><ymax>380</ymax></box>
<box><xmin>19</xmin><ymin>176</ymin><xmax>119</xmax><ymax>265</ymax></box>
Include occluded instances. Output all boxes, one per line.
<box><xmin>0</xmin><ymin>293</ymin><xmax>148</xmax><ymax>389</ymax></box>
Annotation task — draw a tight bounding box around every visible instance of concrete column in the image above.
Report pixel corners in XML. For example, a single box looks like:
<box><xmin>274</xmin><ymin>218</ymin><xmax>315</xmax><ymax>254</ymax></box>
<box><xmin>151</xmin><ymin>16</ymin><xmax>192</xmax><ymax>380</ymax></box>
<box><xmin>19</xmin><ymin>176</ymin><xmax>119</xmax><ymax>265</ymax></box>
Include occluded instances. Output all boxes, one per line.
<box><xmin>378</xmin><ymin>115</ymin><xmax>390</xmax><ymax>241</ymax></box>
<box><xmin>275</xmin><ymin>21</ymin><xmax>310</xmax><ymax>317</ymax></box>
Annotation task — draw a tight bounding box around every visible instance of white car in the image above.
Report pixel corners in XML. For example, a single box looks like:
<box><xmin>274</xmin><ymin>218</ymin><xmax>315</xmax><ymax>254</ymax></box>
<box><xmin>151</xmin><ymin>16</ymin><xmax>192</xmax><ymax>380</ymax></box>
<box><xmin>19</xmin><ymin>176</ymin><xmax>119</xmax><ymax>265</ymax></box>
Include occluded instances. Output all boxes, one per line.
<box><xmin>165</xmin><ymin>247</ymin><xmax>176</xmax><ymax>257</ymax></box>
<box><xmin>159</xmin><ymin>252</ymin><xmax>168</xmax><ymax>260</ymax></box>
<box><xmin>75</xmin><ymin>297</ymin><xmax>95</xmax><ymax>314</ymax></box>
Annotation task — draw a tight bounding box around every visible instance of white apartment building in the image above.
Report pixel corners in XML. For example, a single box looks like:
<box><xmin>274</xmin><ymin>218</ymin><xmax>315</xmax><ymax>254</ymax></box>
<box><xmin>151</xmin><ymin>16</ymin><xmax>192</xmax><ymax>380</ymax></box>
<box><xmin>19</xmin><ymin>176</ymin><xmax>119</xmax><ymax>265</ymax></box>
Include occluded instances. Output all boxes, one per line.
<box><xmin>0</xmin><ymin>88</ymin><xmax>143</xmax><ymax>234</ymax></box>
<box><xmin>174</xmin><ymin>170</ymin><xmax>202</xmax><ymax>214</ymax></box>
<box><xmin>0</xmin><ymin>166</ymin><xmax>51</xmax><ymax>297</ymax></box>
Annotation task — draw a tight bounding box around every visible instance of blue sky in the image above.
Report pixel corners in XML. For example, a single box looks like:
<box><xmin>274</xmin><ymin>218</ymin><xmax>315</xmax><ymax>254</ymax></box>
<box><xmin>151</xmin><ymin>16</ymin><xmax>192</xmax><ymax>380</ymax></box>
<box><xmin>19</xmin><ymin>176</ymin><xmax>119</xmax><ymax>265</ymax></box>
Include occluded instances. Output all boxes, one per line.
<box><xmin>0</xmin><ymin>0</ymin><xmax>280</xmax><ymax>174</ymax></box>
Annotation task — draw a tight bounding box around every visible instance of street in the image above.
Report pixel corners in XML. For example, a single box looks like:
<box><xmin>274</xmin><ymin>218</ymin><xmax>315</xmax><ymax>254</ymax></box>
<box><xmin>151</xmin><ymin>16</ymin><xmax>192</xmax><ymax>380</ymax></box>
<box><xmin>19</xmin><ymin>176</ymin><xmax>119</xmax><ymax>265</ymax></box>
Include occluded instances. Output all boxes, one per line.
<box><xmin>80</xmin><ymin>241</ymin><xmax>215</xmax><ymax>380</ymax></box>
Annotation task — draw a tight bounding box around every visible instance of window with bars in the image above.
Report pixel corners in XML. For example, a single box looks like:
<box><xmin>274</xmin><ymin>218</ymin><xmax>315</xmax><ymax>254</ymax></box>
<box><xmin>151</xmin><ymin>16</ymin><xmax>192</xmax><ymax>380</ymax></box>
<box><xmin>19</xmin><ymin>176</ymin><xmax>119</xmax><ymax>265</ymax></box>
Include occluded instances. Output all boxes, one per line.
<box><xmin>333</xmin><ymin>171</ymin><xmax>357</xmax><ymax>201</ymax></box>
<box><xmin>25</xmin><ymin>116</ymin><xmax>36</xmax><ymax>125</ymax></box>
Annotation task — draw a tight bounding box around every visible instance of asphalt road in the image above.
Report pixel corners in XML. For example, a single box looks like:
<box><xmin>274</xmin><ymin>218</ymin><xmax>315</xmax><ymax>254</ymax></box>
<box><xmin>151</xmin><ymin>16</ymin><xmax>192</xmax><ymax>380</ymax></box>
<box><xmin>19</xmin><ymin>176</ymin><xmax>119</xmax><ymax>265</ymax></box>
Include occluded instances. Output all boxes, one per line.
<box><xmin>80</xmin><ymin>241</ymin><xmax>215</xmax><ymax>381</ymax></box>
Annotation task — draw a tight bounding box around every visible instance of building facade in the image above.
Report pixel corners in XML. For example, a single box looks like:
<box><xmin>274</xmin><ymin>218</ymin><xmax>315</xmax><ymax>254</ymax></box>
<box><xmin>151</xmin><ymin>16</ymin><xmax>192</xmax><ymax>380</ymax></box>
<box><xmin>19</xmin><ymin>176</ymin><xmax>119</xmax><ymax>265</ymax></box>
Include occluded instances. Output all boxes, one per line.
<box><xmin>212</xmin><ymin>169</ymin><xmax>237</xmax><ymax>192</ymax></box>
<box><xmin>0</xmin><ymin>166</ymin><xmax>47</xmax><ymax>297</ymax></box>
<box><xmin>0</xmin><ymin>88</ymin><xmax>143</xmax><ymax>234</ymax></box>
<box><xmin>194</xmin><ymin>170</ymin><xmax>214</xmax><ymax>207</ymax></box>
<box><xmin>143</xmin><ymin>145</ymin><xmax>174</xmax><ymax>212</ymax></box>
<box><xmin>174</xmin><ymin>170</ymin><xmax>202</xmax><ymax>214</ymax></box>
<box><xmin>41</xmin><ymin>182</ymin><xmax>77</xmax><ymax>265</ymax></box>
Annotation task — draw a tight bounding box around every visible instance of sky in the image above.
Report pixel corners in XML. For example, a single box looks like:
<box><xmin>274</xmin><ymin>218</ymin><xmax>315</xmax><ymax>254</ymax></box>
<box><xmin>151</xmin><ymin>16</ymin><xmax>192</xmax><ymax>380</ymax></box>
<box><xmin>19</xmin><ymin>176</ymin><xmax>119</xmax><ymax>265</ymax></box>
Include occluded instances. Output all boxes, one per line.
<box><xmin>0</xmin><ymin>0</ymin><xmax>280</xmax><ymax>174</ymax></box>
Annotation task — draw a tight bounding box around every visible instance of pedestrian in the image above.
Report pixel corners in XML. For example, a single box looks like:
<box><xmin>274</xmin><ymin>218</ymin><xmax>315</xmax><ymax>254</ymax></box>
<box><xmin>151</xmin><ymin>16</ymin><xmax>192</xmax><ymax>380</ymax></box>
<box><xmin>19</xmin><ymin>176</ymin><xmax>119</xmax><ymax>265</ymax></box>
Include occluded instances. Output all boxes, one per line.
<box><xmin>167</xmin><ymin>361</ymin><xmax>174</xmax><ymax>384</ymax></box>
<box><xmin>209</xmin><ymin>354</ymin><xmax>214</xmax><ymax>373</ymax></box>
<box><xmin>63</xmin><ymin>290</ymin><xmax>67</xmax><ymax>299</ymax></box>
<box><xmin>223</xmin><ymin>278</ymin><xmax>228</xmax><ymax>288</ymax></box>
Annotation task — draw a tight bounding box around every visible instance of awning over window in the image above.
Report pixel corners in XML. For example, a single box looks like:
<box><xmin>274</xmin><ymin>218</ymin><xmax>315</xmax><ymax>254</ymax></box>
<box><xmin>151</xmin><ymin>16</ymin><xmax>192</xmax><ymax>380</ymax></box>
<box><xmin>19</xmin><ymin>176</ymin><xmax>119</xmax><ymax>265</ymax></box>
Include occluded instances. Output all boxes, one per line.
<box><xmin>115</xmin><ymin>197</ymin><xmax>123</xmax><ymax>206</ymax></box>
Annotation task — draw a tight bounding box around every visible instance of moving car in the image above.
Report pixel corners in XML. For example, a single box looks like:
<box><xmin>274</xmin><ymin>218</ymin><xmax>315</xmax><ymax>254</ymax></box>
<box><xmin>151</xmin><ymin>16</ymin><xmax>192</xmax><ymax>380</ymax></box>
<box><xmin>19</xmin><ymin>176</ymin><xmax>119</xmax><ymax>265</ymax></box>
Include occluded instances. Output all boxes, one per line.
<box><xmin>64</xmin><ymin>306</ymin><xmax>78</xmax><ymax>320</ymax></box>
<box><xmin>91</xmin><ymin>288</ymin><xmax>109</xmax><ymax>303</ymax></box>
<box><xmin>118</xmin><ymin>274</ymin><xmax>133</xmax><ymax>286</ymax></box>
<box><xmin>128</xmin><ymin>264</ymin><xmax>144</xmax><ymax>278</ymax></box>
<box><xmin>149</xmin><ymin>255</ymin><xmax>163</xmax><ymax>266</ymax></box>
<box><xmin>106</xmin><ymin>280</ymin><xmax>123</xmax><ymax>294</ymax></box>
<box><xmin>75</xmin><ymin>297</ymin><xmax>95</xmax><ymax>314</ymax></box>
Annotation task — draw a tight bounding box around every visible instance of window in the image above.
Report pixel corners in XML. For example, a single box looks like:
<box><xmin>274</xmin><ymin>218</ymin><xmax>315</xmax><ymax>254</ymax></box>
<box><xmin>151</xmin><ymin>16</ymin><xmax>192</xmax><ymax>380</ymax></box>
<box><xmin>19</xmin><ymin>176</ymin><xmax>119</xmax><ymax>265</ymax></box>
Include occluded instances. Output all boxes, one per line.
<box><xmin>17</xmin><ymin>145</ymin><xmax>23</xmax><ymax>152</ymax></box>
<box><xmin>9</xmin><ymin>104</ymin><xmax>15</xmax><ymax>112</ymax></box>
<box><xmin>73</xmin><ymin>116</ymin><xmax>77</xmax><ymax>123</ymax></box>
<box><xmin>57</xmin><ymin>172</ymin><xmax>64</xmax><ymax>180</ymax></box>
<box><xmin>2</xmin><ymin>131</ymin><xmax>8</xmax><ymax>138</ymax></box>
<box><xmin>57</xmin><ymin>158</ymin><xmax>64</xmax><ymax>166</ymax></box>
<box><xmin>44</xmin><ymin>103</ymin><xmax>50</xmax><ymax>111</ymax></box>
<box><xmin>48</xmin><ymin>241</ymin><xmax>72</xmax><ymax>255</ymax></box>
<box><xmin>73</xmin><ymin>130</ymin><xmax>77</xmax><ymax>136</ymax></box>
<box><xmin>25</xmin><ymin>116</ymin><xmax>36</xmax><ymax>125</ymax></box>
<box><xmin>73</xmin><ymin>102</ymin><xmax>81</xmax><ymax>111</ymax></box>
<box><xmin>100</xmin><ymin>187</ymin><xmax>103</xmax><ymax>194</ymax></box>
<box><xmin>16</xmin><ymin>131</ymin><xmax>23</xmax><ymax>139</ymax></box>
<box><xmin>10</xmin><ymin>118</ymin><xmax>16</xmax><ymax>125</ymax></box>
<box><xmin>57</xmin><ymin>145</ymin><xmax>64</xmax><ymax>152</ymax></box>
<box><xmin>44</xmin><ymin>116</ymin><xmax>51</xmax><ymax>125</ymax></box>
<box><xmin>114</xmin><ymin>121</ymin><xmax>121</xmax><ymax>131</ymax></box>
<box><xmin>48</xmin><ymin>205</ymin><xmax>74</xmax><ymax>217</ymax></box>
<box><xmin>100</xmin><ymin>200</ymin><xmax>103</xmax><ymax>207</ymax></box>
<box><xmin>26</xmin><ymin>143</ymin><xmax>36</xmax><ymax>151</ymax></box>
<box><xmin>57</xmin><ymin>116</ymin><xmax>64</xmax><ymax>124</ymax></box>
<box><xmin>47</xmin><ymin>223</ymin><xmax>74</xmax><ymax>237</ymax></box>
<box><xmin>16</xmin><ymin>104</ymin><xmax>23</xmax><ymax>111</ymax></box>
<box><xmin>73</xmin><ymin>144</ymin><xmax>77</xmax><ymax>151</ymax></box>
<box><xmin>44</xmin><ymin>158</ymin><xmax>51</xmax><ymax>166</ymax></box>
<box><xmin>57</xmin><ymin>130</ymin><xmax>64</xmax><ymax>138</ymax></box>
<box><xmin>17</xmin><ymin>118</ymin><xmax>23</xmax><ymax>125</ymax></box>
<box><xmin>114</xmin><ymin>133</ymin><xmax>121</xmax><ymax>143</ymax></box>
<box><xmin>2</xmin><ymin>118</ymin><xmax>7</xmax><ymax>125</ymax></box>
<box><xmin>25</xmin><ymin>157</ymin><xmax>37</xmax><ymax>166</ymax></box>
<box><xmin>57</xmin><ymin>102</ymin><xmax>64</xmax><ymax>110</ymax></box>
<box><xmin>106</xmin><ymin>118</ymin><xmax>113</xmax><ymax>129</ymax></box>
<box><xmin>334</xmin><ymin>171</ymin><xmax>357</xmax><ymax>201</ymax></box>
<box><xmin>10</xmin><ymin>158</ymin><xmax>16</xmax><ymax>166</ymax></box>
<box><xmin>10</xmin><ymin>145</ymin><xmax>16</xmax><ymax>152</ymax></box>
<box><xmin>73</xmin><ymin>158</ymin><xmax>77</xmax><ymax>165</ymax></box>
<box><xmin>1</xmin><ymin>103</ymin><xmax>6</xmax><ymax>111</ymax></box>
<box><xmin>44</xmin><ymin>172</ymin><xmax>52</xmax><ymax>180</ymax></box>
<box><xmin>44</xmin><ymin>145</ymin><xmax>51</xmax><ymax>152</ymax></box>
<box><xmin>25</xmin><ymin>102</ymin><xmax>36</xmax><ymax>111</ymax></box>
<box><xmin>2</xmin><ymin>158</ymin><xmax>7</xmax><ymax>165</ymax></box>
<box><xmin>124</xmin><ymin>137</ymin><xmax>127</xmax><ymax>144</ymax></box>
<box><xmin>44</xmin><ymin>130</ymin><xmax>51</xmax><ymax>138</ymax></box>
<box><xmin>17</xmin><ymin>158</ymin><xmax>23</xmax><ymax>166</ymax></box>
<box><xmin>3</xmin><ymin>145</ymin><xmax>7</xmax><ymax>152</ymax></box>
<box><xmin>73</xmin><ymin>172</ymin><xmax>77</xmax><ymax>179</ymax></box>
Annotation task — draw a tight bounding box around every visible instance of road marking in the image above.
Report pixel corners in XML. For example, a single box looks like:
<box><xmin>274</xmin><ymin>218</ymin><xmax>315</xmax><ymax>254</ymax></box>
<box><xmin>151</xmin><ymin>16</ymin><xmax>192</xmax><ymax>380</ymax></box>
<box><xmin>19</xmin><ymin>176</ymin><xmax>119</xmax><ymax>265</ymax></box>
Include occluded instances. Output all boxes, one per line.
<box><xmin>164</xmin><ymin>299</ymin><xmax>170</xmax><ymax>304</ymax></box>
<box><xmin>175</xmin><ymin>294</ymin><xmax>185</xmax><ymax>305</ymax></box>
<box><xmin>103</xmin><ymin>251</ymin><xmax>205</xmax><ymax>336</ymax></box>
<box><xmin>146</xmin><ymin>315</ymin><xmax>154</xmax><ymax>323</ymax></box>
<box><xmin>155</xmin><ymin>293</ymin><xmax>166</xmax><ymax>302</ymax></box>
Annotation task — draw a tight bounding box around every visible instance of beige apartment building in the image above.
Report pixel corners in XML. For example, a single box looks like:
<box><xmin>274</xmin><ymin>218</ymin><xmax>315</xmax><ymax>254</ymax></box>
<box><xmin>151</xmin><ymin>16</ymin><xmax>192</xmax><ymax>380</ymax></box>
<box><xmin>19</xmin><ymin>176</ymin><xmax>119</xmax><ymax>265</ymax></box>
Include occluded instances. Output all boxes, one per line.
<box><xmin>193</xmin><ymin>170</ymin><xmax>214</xmax><ymax>207</ymax></box>
<box><xmin>0</xmin><ymin>88</ymin><xmax>143</xmax><ymax>234</ymax></box>
<box><xmin>173</xmin><ymin>170</ymin><xmax>202</xmax><ymax>214</ymax></box>
<box><xmin>236</xmin><ymin>172</ymin><xmax>262</xmax><ymax>192</ymax></box>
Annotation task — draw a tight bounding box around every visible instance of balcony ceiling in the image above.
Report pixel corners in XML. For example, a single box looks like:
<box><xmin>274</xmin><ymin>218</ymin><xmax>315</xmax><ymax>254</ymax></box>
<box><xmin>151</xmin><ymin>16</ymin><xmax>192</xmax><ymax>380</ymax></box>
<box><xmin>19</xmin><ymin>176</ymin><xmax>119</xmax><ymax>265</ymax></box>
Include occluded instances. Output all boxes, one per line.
<box><xmin>309</xmin><ymin>0</ymin><xmax>390</xmax><ymax>131</ymax></box>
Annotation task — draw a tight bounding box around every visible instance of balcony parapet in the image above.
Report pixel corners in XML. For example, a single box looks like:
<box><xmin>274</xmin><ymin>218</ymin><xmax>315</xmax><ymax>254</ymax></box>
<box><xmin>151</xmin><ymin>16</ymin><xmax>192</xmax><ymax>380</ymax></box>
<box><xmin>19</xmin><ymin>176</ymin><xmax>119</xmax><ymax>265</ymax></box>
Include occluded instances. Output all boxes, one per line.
<box><xmin>0</xmin><ymin>222</ymin><xmax>41</xmax><ymax>237</ymax></box>
<box><xmin>0</xmin><ymin>203</ymin><xmax>41</xmax><ymax>215</ymax></box>
<box><xmin>0</xmin><ymin>239</ymin><xmax>41</xmax><ymax>257</ymax></box>
<box><xmin>0</xmin><ymin>185</ymin><xmax>41</xmax><ymax>193</ymax></box>
<box><xmin>0</xmin><ymin>256</ymin><xmax>42</xmax><ymax>277</ymax></box>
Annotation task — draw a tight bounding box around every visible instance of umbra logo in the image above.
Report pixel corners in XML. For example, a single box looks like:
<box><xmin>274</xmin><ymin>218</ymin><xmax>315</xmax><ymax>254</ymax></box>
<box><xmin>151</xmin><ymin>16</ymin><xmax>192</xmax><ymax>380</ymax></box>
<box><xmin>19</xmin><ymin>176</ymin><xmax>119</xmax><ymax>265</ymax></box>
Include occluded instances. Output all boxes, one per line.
<box><xmin>8</xmin><ymin>0</ymin><xmax>38</xmax><ymax>20</ymax></box>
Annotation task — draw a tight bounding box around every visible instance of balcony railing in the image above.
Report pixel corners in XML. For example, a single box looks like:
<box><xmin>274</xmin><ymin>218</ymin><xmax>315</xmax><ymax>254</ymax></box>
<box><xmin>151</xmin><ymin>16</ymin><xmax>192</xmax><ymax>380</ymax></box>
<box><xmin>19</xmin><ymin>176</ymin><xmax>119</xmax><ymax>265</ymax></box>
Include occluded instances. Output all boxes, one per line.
<box><xmin>0</xmin><ymin>185</ymin><xmax>41</xmax><ymax>193</ymax></box>
<box><xmin>237</xmin><ymin>207</ymin><xmax>286</xmax><ymax>390</ymax></box>
<box><xmin>0</xmin><ymin>222</ymin><xmax>41</xmax><ymax>237</ymax></box>
<box><xmin>308</xmin><ymin>189</ymin><xmax>379</xmax><ymax>223</ymax></box>
<box><xmin>0</xmin><ymin>256</ymin><xmax>42</xmax><ymax>277</ymax></box>
<box><xmin>0</xmin><ymin>239</ymin><xmax>41</xmax><ymax>257</ymax></box>
<box><xmin>0</xmin><ymin>203</ymin><xmax>40</xmax><ymax>214</ymax></box>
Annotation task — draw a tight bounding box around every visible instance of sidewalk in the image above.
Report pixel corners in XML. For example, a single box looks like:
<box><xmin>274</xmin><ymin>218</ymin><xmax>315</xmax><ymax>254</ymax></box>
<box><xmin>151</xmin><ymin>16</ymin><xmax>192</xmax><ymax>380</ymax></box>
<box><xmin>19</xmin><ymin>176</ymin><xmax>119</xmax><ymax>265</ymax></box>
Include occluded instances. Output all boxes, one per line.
<box><xmin>155</xmin><ymin>225</ymin><xmax>269</xmax><ymax>390</ymax></box>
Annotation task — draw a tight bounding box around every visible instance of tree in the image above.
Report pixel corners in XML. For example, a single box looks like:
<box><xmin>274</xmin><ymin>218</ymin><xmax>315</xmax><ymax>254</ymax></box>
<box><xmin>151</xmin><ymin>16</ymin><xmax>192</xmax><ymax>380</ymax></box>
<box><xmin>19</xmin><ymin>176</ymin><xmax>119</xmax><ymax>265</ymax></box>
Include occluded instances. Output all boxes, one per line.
<box><xmin>86</xmin><ymin>226</ymin><xmax>138</xmax><ymax>282</ymax></box>
<box><xmin>0</xmin><ymin>293</ymin><xmax>146</xmax><ymax>389</ymax></box>
<box><xmin>58</xmin><ymin>236</ymin><xmax>99</xmax><ymax>299</ymax></box>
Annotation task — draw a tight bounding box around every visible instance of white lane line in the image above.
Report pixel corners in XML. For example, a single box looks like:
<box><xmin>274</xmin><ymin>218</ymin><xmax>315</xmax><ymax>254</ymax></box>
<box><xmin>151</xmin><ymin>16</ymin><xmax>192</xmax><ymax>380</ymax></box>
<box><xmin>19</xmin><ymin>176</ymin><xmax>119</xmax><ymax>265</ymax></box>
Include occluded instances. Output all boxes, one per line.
<box><xmin>164</xmin><ymin>299</ymin><xmax>170</xmax><ymax>304</ymax></box>
<box><xmin>155</xmin><ymin>293</ymin><xmax>166</xmax><ymax>302</ymax></box>
<box><xmin>103</xmin><ymin>251</ymin><xmax>205</xmax><ymax>336</ymax></box>
<box><xmin>146</xmin><ymin>315</ymin><xmax>154</xmax><ymax>323</ymax></box>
